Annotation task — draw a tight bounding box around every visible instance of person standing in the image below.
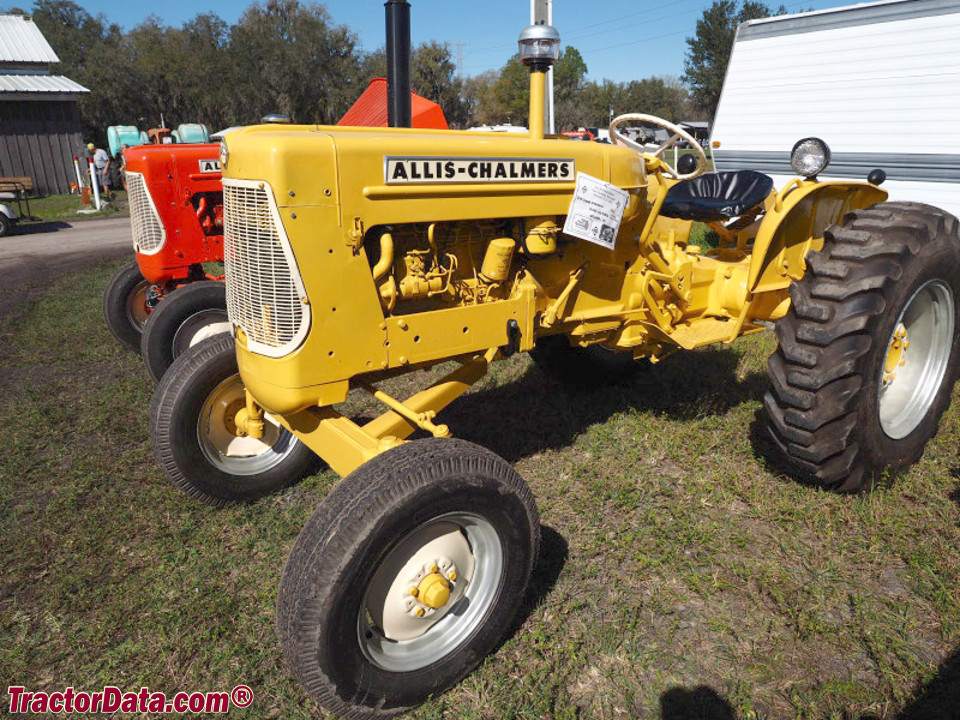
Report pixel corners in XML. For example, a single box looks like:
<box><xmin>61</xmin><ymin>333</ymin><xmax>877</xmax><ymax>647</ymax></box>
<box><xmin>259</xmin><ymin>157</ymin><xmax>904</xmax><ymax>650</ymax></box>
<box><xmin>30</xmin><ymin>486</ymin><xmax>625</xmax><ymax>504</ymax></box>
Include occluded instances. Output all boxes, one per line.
<box><xmin>118</xmin><ymin>144</ymin><xmax>130</xmax><ymax>191</ymax></box>
<box><xmin>92</xmin><ymin>144</ymin><xmax>112</xmax><ymax>199</ymax></box>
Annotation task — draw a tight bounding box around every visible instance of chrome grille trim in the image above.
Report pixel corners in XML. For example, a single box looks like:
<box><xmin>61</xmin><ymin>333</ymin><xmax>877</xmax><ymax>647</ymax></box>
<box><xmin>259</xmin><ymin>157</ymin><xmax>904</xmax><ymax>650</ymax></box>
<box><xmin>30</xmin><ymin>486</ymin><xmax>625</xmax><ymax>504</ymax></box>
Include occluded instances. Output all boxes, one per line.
<box><xmin>222</xmin><ymin>179</ymin><xmax>310</xmax><ymax>357</ymax></box>
<box><xmin>126</xmin><ymin>171</ymin><xmax>165</xmax><ymax>255</ymax></box>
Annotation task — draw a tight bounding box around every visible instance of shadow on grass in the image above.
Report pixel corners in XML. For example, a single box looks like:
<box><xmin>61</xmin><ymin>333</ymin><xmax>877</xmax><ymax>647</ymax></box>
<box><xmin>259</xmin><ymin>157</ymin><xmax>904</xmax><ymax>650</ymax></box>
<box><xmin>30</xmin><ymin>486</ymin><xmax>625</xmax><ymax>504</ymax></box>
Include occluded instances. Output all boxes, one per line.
<box><xmin>948</xmin><ymin>468</ymin><xmax>960</xmax><ymax>522</ymax></box>
<box><xmin>660</xmin><ymin>686</ymin><xmax>735</xmax><ymax>719</ymax></box>
<box><xmin>441</xmin><ymin>346</ymin><xmax>767</xmax><ymax>464</ymax></box>
<box><xmin>656</xmin><ymin>645</ymin><xmax>960</xmax><ymax>720</ymax></box>
<box><xmin>497</xmin><ymin>525</ymin><xmax>568</xmax><ymax>651</ymax></box>
<box><xmin>892</xmin><ymin>644</ymin><xmax>960</xmax><ymax>720</ymax></box>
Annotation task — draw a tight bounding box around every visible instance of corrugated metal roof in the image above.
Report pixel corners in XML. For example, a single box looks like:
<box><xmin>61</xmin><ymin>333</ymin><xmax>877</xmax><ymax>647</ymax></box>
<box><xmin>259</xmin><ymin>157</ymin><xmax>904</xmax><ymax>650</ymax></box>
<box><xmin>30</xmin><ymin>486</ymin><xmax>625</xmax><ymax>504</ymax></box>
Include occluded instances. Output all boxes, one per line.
<box><xmin>0</xmin><ymin>73</ymin><xmax>88</xmax><ymax>94</ymax></box>
<box><xmin>0</xmin><ymin>14</ymin><xmax>60</xmax><ymax>64</ymax></box>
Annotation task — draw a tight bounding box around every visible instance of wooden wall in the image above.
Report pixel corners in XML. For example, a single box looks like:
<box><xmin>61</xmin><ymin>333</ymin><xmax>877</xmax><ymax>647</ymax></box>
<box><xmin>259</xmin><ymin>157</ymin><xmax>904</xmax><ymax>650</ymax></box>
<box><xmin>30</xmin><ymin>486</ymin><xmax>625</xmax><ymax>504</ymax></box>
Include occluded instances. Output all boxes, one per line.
<box><xmin>0</xmin><ymin>100</ymin><xmax>85</xmax><ymax>195</ymax></box>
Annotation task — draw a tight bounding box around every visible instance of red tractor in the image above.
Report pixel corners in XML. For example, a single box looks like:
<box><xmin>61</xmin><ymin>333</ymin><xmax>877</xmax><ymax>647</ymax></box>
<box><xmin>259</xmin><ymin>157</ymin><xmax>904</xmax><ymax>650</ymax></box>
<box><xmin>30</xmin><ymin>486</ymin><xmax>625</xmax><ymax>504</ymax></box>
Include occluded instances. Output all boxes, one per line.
<box><xmin>102</xmin><ymin>142</ymin><xmax>229</xmax><ymax>381</ymax></box>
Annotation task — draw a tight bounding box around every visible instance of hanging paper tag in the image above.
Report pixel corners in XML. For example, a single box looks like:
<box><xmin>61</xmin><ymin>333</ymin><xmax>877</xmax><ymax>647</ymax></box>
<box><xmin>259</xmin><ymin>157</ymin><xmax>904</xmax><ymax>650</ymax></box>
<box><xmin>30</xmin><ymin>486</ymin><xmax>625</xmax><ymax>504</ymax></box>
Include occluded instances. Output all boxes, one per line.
<box><xmin>562</xmin><ymin>172</ymin><xmax>629</xmax><ymax>250</ymax></box>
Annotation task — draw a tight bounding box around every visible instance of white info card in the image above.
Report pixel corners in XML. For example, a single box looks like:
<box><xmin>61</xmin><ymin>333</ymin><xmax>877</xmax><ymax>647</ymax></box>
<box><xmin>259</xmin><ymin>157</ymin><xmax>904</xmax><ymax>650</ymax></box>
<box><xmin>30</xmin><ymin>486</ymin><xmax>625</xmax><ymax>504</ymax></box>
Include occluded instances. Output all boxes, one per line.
<box><xmin>562</xmin><ymin>172</ymin><xmax>629</xmax><ymax>250</ymax></box>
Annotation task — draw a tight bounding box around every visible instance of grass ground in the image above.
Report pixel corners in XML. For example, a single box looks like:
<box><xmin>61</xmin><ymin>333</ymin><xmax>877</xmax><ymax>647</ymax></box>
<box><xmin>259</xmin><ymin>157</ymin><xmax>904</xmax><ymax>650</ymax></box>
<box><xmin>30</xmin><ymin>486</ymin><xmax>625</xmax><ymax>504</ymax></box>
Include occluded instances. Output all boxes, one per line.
<box><xmin>17</xmin><ymin>191</ymin><xmax>128</xmax><ymax>223</ymax></box>
<box><xmin>1</xmin><ymin>259</ymin><xmax>959</xmax><ymax>719</ymax></box>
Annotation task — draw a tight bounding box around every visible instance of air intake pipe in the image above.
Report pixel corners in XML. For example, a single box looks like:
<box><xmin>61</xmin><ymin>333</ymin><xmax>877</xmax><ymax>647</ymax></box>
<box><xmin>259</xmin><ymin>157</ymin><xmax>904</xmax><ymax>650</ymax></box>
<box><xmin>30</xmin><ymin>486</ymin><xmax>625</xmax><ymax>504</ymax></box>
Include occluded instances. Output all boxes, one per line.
<box><xmin>385</xmin><ymin>0</ymin><xmax>412</xmax><ymax>128</ymax></box>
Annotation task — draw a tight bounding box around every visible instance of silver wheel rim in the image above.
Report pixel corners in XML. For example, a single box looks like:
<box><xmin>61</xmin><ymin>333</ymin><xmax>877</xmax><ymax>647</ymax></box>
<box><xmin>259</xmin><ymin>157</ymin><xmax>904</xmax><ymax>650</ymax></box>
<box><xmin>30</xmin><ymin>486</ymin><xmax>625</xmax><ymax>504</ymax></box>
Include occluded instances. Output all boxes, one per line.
<box><xmin>878</xmin><ymin>279</ymin><xmax>955</xmax><ymax>439</ymax></box>
<box><xmin>357</xmin><ymin>512</ymin><xmax>504</xmax><ymax>672</ymax></box>
<box><xmin>173</xmin><ymin>309</ymin><xmax>231</xmax><ymax>358</ymax></box>
<box><xmin>197</xmin><ymin>373</ymin><xmax>299</xmax><ymax>475</ymax></box>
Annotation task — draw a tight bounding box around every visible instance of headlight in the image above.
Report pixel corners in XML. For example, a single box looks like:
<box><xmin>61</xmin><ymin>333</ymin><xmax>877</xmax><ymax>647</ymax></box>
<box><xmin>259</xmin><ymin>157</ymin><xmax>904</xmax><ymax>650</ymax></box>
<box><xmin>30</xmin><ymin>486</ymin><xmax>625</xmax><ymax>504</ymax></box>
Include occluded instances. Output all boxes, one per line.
<box><xmin>219</xmin><ymin>139</ymin><xmax>229</xmax><ymax>169</ymax></box>
<box><xmin>791</xmin><ymin>137</ymin><xmax>831</xmax><ymax>178</ymax></box>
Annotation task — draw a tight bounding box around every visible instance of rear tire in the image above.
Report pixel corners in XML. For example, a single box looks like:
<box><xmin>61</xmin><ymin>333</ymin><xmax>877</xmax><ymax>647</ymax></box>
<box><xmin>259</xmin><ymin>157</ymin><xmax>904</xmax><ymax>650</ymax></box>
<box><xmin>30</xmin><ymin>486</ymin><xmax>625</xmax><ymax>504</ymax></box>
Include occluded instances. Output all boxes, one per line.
<box><xmin>0</xmin><ymin>214</ymin><xmax>10</xmax><ymax>237</ymax></box>
<box><xmin>140</xmin><ymin>280</ymin><xmax>229</xmax><ymax>382</ymax></box>
<box><xmin>103</xmin><ymin>260</ymin><xmax>152</xmax><ymax>350</ymax></box>
<box><xmin>277</xmin><ymin>438</ymin><xmax>540</xmax><ymax>719</ymax></box>
<box><xmin>765</xmin><ymin>202</ymin><xmax>960</xmax><ymax>491</ymax></box>
<box><xmin>150</xmin><ymin>334</ymin><xmax>317</xmax><ymax>506</ymax></box>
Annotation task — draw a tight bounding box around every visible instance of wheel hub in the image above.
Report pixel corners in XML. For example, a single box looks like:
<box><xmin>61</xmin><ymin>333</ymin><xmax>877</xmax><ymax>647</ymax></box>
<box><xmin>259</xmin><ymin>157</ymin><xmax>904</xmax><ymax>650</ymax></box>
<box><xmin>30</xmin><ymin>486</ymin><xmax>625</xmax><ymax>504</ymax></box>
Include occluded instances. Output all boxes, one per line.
<box><xmin>198</xmin><ymin>374</ymin><xmax>285</xmax><ymax>464</ymax></box>
<box><xmin>417</xmin><ymin>571</ymin><xmax>451</xmax><ymax>609</ymax></box>
<box><xmin>223</xmin><ymin>398</ymin><xmax>245</xmax><ymax>436</ymax></box>
<box><xmin>883</xmin><ymin>323</ymin><xmax>908</xmax><ymax>384</ymax></box>
<box><xmin>364</xmin><ymin>521</ymin><xmax>476</xmax><ymax>643</ymax></box>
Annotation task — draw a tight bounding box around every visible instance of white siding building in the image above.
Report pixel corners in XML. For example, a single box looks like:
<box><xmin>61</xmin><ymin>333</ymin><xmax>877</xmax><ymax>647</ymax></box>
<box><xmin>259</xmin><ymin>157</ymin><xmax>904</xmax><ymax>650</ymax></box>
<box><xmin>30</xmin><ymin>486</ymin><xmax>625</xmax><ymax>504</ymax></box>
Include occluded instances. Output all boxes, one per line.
<box><xmin>711</xmin><ymin>0</ymin><xmax>960</xmax><ymax>217</ymax></box>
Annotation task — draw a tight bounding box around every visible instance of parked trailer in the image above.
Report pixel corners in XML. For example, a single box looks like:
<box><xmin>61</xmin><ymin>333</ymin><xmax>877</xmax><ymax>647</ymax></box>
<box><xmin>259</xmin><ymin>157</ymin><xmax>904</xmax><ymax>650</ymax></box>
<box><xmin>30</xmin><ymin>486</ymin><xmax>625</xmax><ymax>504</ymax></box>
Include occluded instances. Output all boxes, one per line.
<box><xmin>711</xmin><ymin>0</ymin><xmax>960</xmax><ymax>217</ymax></box>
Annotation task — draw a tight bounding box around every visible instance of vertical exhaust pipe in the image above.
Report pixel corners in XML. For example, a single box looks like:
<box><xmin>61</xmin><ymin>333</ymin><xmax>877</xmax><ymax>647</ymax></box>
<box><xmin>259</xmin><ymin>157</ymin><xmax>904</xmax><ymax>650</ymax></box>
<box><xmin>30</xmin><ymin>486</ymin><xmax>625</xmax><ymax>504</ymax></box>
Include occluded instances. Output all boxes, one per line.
<box><xmin>385</xmin><ymin>0</ymin><xmax>412</xmax><ymax>128</ymax></box>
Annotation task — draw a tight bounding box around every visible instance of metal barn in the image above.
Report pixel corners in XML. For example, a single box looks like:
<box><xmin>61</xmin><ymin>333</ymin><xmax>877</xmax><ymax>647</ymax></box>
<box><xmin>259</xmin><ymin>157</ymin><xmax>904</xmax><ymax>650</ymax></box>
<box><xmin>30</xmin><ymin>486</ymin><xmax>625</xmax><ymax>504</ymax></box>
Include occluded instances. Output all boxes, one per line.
<box><xmin>0</xmin><ymin>14</ymin><xmax>89</xmax><ymax>195</ymax></box>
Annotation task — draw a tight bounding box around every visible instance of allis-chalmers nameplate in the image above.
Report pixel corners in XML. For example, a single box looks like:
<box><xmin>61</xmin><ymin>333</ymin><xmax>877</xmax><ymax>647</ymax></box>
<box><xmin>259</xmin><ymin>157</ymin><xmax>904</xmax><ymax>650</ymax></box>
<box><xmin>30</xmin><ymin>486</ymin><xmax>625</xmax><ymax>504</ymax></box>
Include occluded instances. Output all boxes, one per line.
<box><xmin>385</xmin><ymin>157</ymin><xmax>575</xmax><ymax>184</ymax></box>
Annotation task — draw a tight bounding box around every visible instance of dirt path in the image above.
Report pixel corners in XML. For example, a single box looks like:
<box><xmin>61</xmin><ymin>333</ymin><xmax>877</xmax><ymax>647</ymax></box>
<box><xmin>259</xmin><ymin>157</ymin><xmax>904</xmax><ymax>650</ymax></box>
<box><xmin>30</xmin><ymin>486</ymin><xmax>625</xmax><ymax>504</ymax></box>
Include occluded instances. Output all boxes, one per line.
<box><xmin>0</xmin><ymin>218</ymin><xmax>131</xmax><ymax>321</ymax></box>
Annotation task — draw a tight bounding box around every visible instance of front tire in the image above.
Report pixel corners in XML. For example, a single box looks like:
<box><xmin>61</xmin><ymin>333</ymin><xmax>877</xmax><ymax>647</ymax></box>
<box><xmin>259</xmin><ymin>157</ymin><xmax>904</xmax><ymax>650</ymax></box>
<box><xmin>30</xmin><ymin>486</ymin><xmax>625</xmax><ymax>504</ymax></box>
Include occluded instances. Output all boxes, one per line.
<box><xmin>140</xmin><ymin>280</ymin><xmax>229</xmax><ymax>382</ymax></box>
<box><xmin>149</xmin><ymin>334</ymin><xmax>317</xmax><ymax>506</ymax></box>
<box><xmin>103</xmin><ymin>260</ymin><xmax>152</xmax><ymax>349</ymax></box>
<box><xmin>765</xmin><ymin>202</ymin><xmax>960</xmax><ymax>491</ymax></box>
<box><xmin>277</xmin><ymin>438</ymin><xmax>540</xmax><ymax>719</ymax></box>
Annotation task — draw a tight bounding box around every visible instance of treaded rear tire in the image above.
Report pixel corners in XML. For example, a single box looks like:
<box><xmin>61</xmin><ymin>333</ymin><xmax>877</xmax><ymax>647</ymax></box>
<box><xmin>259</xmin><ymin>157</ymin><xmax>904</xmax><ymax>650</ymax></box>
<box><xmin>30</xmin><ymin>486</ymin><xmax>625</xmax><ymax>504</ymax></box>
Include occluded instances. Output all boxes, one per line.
<box><xmin>277</xmin><ymin>438</ymin><xmax>540</xmax><ymax>719</ymax></box>
<box><xmin>765</xmin><ymin>201</ymin><xmax>960</xmax><ymax>491</ymax></box>
<box><xmin>150</xmin><ymin>334</ymin><xmax>317</xmax><ymax>506</ymax></box>
<box><xmin>103</xmin><ymin>260</ymin><xmax>151</xmax><ymax>350</ymax></box>
<box><xmin>140</xmin><ymin>280</ymin><xmax>228</xmax><ymax>382</ymax></box>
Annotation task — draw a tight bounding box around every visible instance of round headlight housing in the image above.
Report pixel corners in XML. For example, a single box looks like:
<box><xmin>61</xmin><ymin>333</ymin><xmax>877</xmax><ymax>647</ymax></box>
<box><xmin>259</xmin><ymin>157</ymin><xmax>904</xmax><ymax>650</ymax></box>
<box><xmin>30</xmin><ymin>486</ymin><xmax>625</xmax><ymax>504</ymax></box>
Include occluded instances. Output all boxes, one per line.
<box><xmin>791</xmin><ymin>137</ymin><xmax>831</xmax><ymax>178</ymax></box>
<box><xmin>219</xmin><ymin>139</ymin><xmax>229</xmax><ymax>169</ymax></box>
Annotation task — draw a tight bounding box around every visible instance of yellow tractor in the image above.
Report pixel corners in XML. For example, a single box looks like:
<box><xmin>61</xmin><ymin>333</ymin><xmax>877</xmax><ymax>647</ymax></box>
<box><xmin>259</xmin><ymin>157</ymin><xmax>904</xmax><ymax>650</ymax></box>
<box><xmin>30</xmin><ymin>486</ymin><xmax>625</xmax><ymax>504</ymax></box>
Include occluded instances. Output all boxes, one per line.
<box><xmin>148</xmin><ymin>18</ymin><xmax>960</xmax><ymax>719</ymax></box>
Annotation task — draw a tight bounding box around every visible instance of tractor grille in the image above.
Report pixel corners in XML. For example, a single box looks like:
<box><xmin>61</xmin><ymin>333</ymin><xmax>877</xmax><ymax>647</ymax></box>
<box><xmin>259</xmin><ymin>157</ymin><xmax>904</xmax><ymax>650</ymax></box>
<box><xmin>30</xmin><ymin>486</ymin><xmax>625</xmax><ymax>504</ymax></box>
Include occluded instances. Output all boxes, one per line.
<box><xmin>126</xmin><ymin>172</ymin><xmax>165</xmax><ymax>255</ymax></box>
<box><xmin>222</xmin><ymin>180</ymin><xmax>309</xmax><ymax>357</ymax></box>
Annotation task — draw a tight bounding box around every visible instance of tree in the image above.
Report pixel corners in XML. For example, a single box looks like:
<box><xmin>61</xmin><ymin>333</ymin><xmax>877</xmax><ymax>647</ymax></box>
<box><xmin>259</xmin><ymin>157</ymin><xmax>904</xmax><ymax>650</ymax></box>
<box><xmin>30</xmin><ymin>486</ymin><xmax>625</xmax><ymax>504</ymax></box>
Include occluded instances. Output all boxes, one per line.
<box><xmin>682</xmin><ymin>0</ymin><xmax>784</xmax><ymax>118</ymax></box>
<box><xmin>484</xmin><ymin>45</ymin><xmax>588</xmax><ymax>128</ymax></box>
<box><xmin>552</xmin><ymin>46</ymin><xmax>588</xmax><ymax>130</ymax></box>
<box><xmin>228</xmin><ymin>0</ymin><xmax>363</xmax><ymax>124</ymax></box>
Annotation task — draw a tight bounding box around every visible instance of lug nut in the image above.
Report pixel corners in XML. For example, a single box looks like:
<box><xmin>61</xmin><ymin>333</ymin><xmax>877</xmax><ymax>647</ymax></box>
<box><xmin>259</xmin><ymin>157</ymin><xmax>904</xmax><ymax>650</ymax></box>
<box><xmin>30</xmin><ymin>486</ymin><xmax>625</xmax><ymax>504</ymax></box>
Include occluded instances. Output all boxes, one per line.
<box><xmin>448</xmin><ymin>571</ymin><xmax>457</xmax><ymax>581</ymax></box>
<box><xmin>408</xmin><ymin>587</ymin><xmax>418</xmax><ymax>597</ymax></box>
<box><xmin>429</xmin><ymin>564</ymin><xmax>439</xmax><ymax>573</ymax></box>
<box><xmin>414</xmin><ymin>607</ymin><xmax>425</xmax><ymax>617</ymax></box>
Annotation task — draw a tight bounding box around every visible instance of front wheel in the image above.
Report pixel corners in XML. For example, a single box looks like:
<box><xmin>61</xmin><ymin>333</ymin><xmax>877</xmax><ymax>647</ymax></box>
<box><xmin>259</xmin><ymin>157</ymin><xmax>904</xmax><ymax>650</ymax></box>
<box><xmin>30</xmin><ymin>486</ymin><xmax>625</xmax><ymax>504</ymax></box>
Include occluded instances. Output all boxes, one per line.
<box><xmin>140</xmin><ymin>280</ymin><xmax>230</xmax><ymax>382</ymax></box>
<box><xmin>277</xmin><ymin>438</ymin><xmax>540</xmax><ymax>718</ymax></box>
<box><xmin>149</xmin><ymin>334</ymin><xmax>317</xmax><ymax>506</ymax></box>
<box><xmin>103</xmin><ymin>260</ymin><xmax>152</xmax><ymax>349</ymax></box>
<box><xmin>765</xmin><ymin>202</ymin><xmax>960</xmax><ymax>491</ymax></box>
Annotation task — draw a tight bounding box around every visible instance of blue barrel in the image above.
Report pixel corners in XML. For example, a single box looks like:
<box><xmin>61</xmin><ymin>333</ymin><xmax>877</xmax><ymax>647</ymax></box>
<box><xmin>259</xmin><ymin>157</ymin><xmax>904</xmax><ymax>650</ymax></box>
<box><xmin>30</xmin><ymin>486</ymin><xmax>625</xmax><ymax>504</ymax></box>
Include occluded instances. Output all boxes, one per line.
<box><xmin>176</xmin><ymin>123</ymin><xmax>211</xmax><ymax>145</ymax></box>
<box><xmin>106</xmin><ymin>125</ymin><xmax>143</xmax><ymax>158</ymax></box>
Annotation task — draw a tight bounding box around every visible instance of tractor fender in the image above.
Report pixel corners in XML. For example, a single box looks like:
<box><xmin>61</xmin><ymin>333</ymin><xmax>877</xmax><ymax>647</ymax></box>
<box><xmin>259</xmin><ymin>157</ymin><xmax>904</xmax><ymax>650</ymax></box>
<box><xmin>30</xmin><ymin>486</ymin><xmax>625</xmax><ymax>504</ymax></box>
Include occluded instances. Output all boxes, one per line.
<box><xmin>747</xmin><ymin>179</ymin><xmax>887</xmax><ymax>294</ymax></box>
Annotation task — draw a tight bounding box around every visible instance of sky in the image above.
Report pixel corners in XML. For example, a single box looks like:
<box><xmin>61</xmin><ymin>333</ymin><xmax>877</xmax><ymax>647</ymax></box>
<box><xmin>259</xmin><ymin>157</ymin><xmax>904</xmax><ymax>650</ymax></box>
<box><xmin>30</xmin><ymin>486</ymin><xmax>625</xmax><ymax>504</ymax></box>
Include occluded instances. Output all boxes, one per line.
<box><xmin>46</xmin><ymin>0</ymin><xmax>849</xmax><ymax>83</ymax></box>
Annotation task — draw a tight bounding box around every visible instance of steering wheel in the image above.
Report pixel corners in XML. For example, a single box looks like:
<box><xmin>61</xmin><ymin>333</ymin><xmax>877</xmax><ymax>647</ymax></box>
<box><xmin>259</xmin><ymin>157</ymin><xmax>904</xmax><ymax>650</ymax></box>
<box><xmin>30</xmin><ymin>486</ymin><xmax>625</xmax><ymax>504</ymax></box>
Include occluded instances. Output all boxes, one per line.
<box><xmin>609</xmin><ymin>113</ymin><xmax>707</xmax><ymax>181</ymax></box>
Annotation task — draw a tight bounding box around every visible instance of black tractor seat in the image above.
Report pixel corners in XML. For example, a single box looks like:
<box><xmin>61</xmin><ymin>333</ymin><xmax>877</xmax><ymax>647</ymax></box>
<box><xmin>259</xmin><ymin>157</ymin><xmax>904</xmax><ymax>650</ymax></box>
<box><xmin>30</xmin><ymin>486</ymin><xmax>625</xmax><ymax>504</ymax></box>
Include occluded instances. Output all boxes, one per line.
<box><xmin>660</xmin><ymin>170</ymin><xmax>774</xmax><ymax>223</ymax></box>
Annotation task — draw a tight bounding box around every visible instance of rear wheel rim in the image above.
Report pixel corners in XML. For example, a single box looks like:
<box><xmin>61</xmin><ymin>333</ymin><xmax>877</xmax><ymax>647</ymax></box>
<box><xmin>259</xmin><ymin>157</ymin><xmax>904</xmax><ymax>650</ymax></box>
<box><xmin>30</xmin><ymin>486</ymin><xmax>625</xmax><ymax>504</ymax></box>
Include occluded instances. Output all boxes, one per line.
<box><xmin>197</xmin><ymin>373</ymin><xmax>298</xmax><ymax>474</ymax></box>
<box><xmin>878</xmin><ymin>279</ymin><xmax>955</xmax><ymax>439</ymax></box>
<box><xmin>173</xmin><ymin>309</ymin><xmax>231</xmax><ymax>358</ymax></box>
<box><xmin>357</xmin><ymin>512</ymin><xmax>504</xmax><ymax>672</ymax></box>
